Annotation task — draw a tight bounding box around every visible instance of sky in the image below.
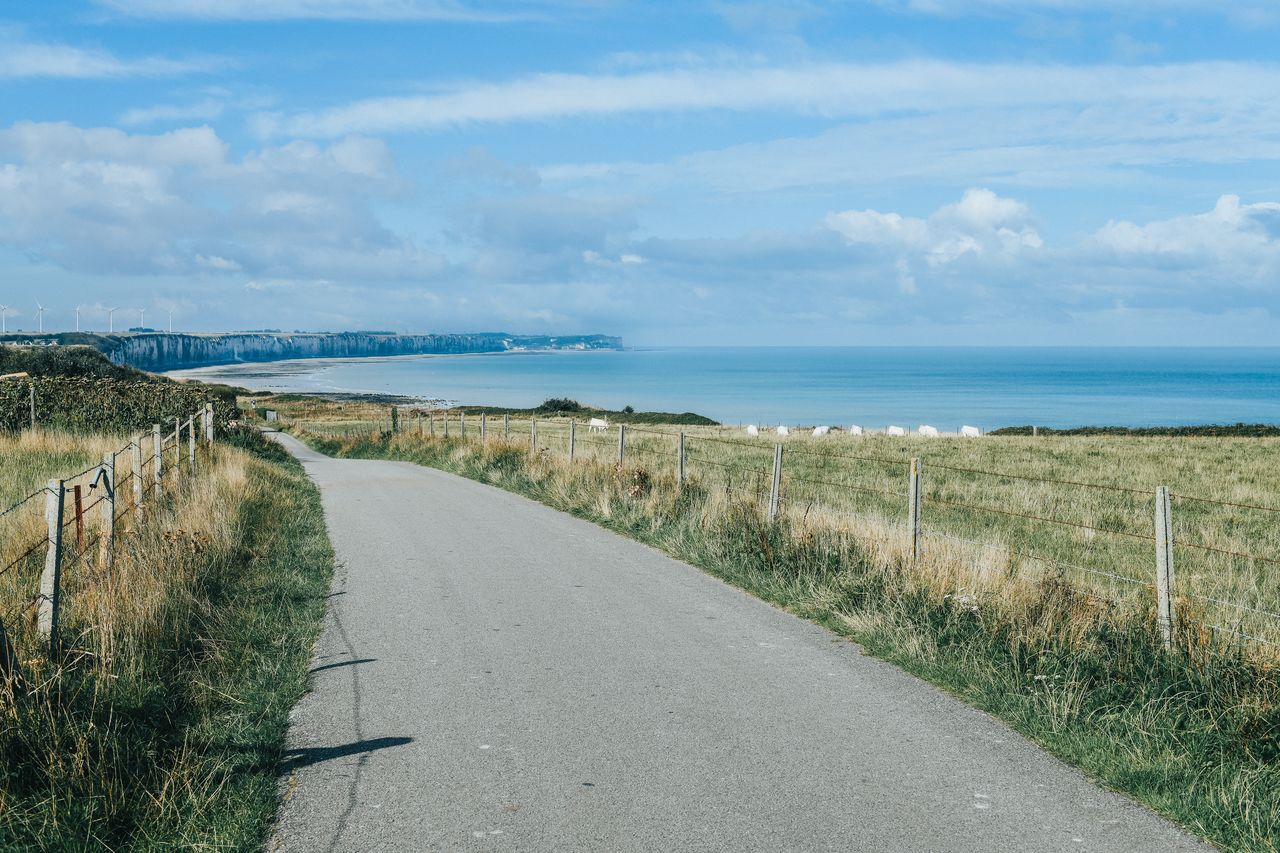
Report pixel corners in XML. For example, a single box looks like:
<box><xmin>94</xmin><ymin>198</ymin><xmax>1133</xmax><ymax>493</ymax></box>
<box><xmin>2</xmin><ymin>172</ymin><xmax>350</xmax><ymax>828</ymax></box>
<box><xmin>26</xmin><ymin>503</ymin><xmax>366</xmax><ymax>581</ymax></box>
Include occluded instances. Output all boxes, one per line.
<box><xmin>1</xmin><ymin>1</ymin><xmax>1278</xmax><ymax>345</ymax></box>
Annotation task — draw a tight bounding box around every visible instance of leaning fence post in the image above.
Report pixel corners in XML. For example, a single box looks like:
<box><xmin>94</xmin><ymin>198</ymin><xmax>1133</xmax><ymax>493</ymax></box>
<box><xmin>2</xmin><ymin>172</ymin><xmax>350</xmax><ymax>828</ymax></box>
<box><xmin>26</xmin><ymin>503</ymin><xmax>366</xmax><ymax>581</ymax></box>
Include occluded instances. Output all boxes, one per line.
<box><xmin>131</xmin><ymin>438</ymin><xmax>144</xmax><ymax>511</ymax></box>
<box><xmin>768</xmin><ymin>443</ymin><xmax>783</xmax><ymax>520</ymax></box>
<box><xmin>617</xmin><ymin>424</ymin><xmax>626</xmax><ymax>465</ymax></box>
<box><xmin>98</xmin><ymin>452</ymin><xmax>115</xmax><ymax>571</ymax></box>
<box><xmin>569</xmin><ymin>420</ymin><xmax>577</xmax><ymax>462</ymax></box>
<box><xmin>38</xmin><ymin>480</ymin><xmax>65</xmax><ymax>659</ymax></box>
<box><xmin>152</xmin><ymin>424</ymin><xmax>164</xmax><ymax>501</ymax></box>
<box><xmin>678</xmin><ymin>432</ymin><xmax>687</xmax><ymax>484</ymax></box>
<box><xmin>1155</xmin><ymin>486</ymin><xmax>1176</xmax><ymax>650</ymax></box>
<box><xmin>908</xmin><ymin>458</ymin><xmax>922</xmax><ymax>563</ymax></box>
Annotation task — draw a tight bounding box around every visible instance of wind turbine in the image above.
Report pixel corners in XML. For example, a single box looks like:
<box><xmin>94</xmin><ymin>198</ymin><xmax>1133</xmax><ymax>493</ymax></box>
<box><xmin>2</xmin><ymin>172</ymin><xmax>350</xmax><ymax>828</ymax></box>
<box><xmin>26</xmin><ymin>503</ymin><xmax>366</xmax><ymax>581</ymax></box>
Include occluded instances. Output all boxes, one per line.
<box><xmin>75</xmin><ymin>305</ymin><xmax>82</xmax><ymax>332</ymax></box>
<box><xmin>138</xmin><ymin>307</ymin><xmax>145</xmax><ymax>329</ymax></box>
<box><xmin>107</xmin><ymin>307</ymin><xmax>120</xmax><ymax>333</ymax></box>
<box><xmin>35</xmin><ymin>301</ymin><xmax>45</xmax><ymax>334</ymax></box>
<box><xmin>167</xmin><ymin>310</ymin><xmax>174</xmax><ymax>333</ymax></box>
<box><xmin>0</xmin><ymin>305</ymin><xmax>8</xmax><ymax>335</ymax></box>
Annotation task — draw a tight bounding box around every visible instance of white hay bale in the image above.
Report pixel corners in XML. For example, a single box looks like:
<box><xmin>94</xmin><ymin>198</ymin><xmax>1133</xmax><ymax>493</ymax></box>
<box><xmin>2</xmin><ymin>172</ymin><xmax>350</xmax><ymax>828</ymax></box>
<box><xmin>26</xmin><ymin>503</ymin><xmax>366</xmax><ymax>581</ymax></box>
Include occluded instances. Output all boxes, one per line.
<box><xmin>918</xmin><ymin>425</ymin><xmax>939</xmax><ymax>437</ymax></box>
<box><xmin>886</xmin><ymin>425</ymin><xmax>906</xmax><ymax>437</ymax></box>
<box><xmin>746</xmin><ymin>424</ymin><xmax>759</xmax><ymax>437</ymax></box>
<box><xmin>776</xmin><ymin>425</ymin><xmax>790</xmax><ymax>437</ymax></box>
<box><xmin>960</xmin><ymin>425</ymin><xmax>982</xmax><ymax>438</ymax></box>
<box><xmin>848</xmin><ymin>424</ymin><xmax>863</xmax><ymax>436</ymax></box>
<box><xmin>812</xmin><ymin>425</ymin><xmax>831</xmax><ymax>437</ymax></box>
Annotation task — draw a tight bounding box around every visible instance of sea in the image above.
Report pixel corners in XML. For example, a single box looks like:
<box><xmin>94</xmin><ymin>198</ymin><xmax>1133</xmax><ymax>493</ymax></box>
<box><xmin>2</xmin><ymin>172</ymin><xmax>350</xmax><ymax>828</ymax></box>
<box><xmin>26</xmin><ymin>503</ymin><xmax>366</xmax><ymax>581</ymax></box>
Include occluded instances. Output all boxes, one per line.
<box><xmin>167</xmin><ymin>347</ymin><xmax>1280</xmax><ymax>430</ymax></box>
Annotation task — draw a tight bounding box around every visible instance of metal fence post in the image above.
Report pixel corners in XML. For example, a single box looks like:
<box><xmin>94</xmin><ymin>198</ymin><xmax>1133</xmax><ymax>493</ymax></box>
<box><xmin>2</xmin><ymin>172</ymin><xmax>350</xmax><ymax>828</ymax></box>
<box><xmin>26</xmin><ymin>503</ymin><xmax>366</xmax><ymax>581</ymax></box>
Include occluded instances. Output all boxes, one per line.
<box><xmin>131</xmin><ymin>438</ymin><xmax>144</xmax><ymax>511</ymax></box>
<box><xmin>152</xmin><ymin>424</ymin><xmax>164</xmax><ymax>501</ymax></box>
<box><xmin>569</xmin><ymin>420</ymin><xmax>577</xmax><ymax>462</ymax></box>
<box><xmin>678</xmin><ymin>432</ymin><xmax>686</xmax><ymax>484</ymax></box>
<box><xmin>98</xmin><ymin>452</ymin><xmax>115</xmax><ymax>571</ymax></box>
<box><xmin>38</xmin><ymin>480</ymin><xmax>65</xmax><ymax>658</ymax></box>
<box><xmin>1155</xmin><ymin>486</ymin><xmax>1176</xmax><ymax>650</ymax></box>
<box><xmin>617</xmin><ymin>424</ymin><xmax>626</xmax><ymax>465</ymax></box>
<box><xmin>908</xmin><ymin>458</ymin><xmax>922</xmax><ymax>563</ymax></box>
<box><xmin>768</xmin><ymin>443</ymin><xmax>783</xmax><ymax>520</ymax></box>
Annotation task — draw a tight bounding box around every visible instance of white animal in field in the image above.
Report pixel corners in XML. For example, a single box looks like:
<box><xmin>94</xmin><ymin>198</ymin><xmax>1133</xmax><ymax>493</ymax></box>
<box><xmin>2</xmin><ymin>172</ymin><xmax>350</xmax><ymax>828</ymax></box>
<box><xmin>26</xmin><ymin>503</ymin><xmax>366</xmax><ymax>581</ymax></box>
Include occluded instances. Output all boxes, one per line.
<box><xmin>588</xmin><ymin>417</ymin><xmax>609</xmax><ymax>432</ymax></box>
<box><xmin>848</xmin><ymin>424</ymin><xmax>863</xmax><ymax>436</ymax></box>
<box><xmin>886</xmin><ymin>425</ymin><xmax>906</xmax><ymax>437</ymax></box>
<box><xmin>918</xmin><ymin>425</ymin><xmax>939</xmax><ymax>437</ymax></box>
<box><xmin>960</xmin><ymin>425</ymin><xmax>982</xmax><ymax>438</ymax></box>
<box><xmin>746</xmin><ymin>424</ymin><xmax>760</xmax><ymax>437</ymax></box>
<box><xmin>776</xmin><ymin>425</ymin><xmax>790</xmax><ymax>437</ymax></box>
<box><xmin>812</xmin><ymin>425</ymin><xmax>831</xmax><ymax>437</ymax></box>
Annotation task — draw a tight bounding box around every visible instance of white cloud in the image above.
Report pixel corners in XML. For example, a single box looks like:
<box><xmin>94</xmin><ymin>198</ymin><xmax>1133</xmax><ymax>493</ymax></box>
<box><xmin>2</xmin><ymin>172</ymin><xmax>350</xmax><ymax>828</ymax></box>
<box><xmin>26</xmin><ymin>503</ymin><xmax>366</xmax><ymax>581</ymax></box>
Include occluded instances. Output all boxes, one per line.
<box><xmin>0</xmin><ymin>32</ymin><xmax>224</xmax><ymax>79</ymax></box>
<box><xmin>0</xmin><ymin>122</ymin><xmax>437</xmax><ymax>281</ymax></box>
<box><xmin>94</xmin><ymin>0</ymin><xmax>542</xmax><ymax>21</ymax></box>
<box><xmin>826</xmin><ymin>188</ymin><xmax>1041</xmax><ymax>266</ymax></box>
<box><xmin>1093</xmin><ymin>194</ymin><xmax>1280</xmax><ymax>261</ymax></box>
<box><xmin>259</xmin><ymin>59</ymin><xmax>1280</xmax><ymax>138</ymax></box>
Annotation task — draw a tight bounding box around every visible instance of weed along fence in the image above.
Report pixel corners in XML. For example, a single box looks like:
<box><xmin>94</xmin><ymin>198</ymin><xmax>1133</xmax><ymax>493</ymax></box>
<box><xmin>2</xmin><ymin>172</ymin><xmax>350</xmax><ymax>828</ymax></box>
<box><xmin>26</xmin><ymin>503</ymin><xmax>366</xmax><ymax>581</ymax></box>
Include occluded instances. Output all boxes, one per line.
<box><xmin>283</xmin><ymin>406</ymin><xmax>1280</xmax><ymax>657</ymax></box>
<box><xmin>0</xmin><ymin>403</ymin><xmax>220</xmax><ymax>695</ymax></box>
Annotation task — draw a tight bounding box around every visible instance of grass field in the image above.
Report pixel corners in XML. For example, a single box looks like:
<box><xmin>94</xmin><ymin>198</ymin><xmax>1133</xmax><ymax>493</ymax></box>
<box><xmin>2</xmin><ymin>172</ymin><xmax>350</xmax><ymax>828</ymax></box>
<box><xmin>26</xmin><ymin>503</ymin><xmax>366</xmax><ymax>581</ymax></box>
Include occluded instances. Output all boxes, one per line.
<box><xmin>261</xmin><ymin>396</ymin><xmax>1280</xmax><ymax>651</ymax></box>
<box><xmin>259</xmin><ymin>393</ymin><xmax>1280</xmax><ymax>852</ymax></box>
<box><xmin>0</xmin><ymin>428</ymin><xmax>333</xmax><ymax>850</ymax></box>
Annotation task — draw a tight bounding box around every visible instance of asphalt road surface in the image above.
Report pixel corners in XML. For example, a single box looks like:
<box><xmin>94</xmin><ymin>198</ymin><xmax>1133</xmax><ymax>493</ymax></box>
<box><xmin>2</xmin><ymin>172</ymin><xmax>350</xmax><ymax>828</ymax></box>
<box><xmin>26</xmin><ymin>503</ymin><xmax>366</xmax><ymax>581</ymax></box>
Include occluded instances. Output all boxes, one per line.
<box><xmin>270</xmin><ymin>432</ymin><xmax>1210</xmax><ymax>852</ymax></box>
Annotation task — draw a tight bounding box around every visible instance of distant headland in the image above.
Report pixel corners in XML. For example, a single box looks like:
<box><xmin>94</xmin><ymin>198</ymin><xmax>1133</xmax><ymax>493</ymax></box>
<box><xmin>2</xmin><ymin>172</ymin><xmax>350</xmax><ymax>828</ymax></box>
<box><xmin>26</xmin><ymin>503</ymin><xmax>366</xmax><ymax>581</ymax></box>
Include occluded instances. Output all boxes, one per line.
<box><xmin>0</xmin><ymin>331</ymin><xmax>623</xmax><ymax>372</ymax></box>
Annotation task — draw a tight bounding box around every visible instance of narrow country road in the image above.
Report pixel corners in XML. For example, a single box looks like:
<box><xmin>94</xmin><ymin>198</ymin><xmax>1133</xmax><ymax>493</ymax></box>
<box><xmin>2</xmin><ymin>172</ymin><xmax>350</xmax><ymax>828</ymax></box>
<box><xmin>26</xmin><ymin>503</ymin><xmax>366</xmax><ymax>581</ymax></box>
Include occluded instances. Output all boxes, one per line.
<box><xmin>270</xmin><ymin>432</ymin><xmax>1209</xmax><ymax>852</ymax></box>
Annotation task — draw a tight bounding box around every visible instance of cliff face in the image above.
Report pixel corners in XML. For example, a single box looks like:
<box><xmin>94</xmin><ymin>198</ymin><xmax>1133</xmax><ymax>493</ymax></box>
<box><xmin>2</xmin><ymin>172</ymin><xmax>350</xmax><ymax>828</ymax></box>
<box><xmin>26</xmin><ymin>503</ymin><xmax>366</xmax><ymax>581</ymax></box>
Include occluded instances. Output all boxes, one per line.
<box><xmin>104</xmin><ymin>332</ymin><xmax>623</xmax><ymax>372</ymax></box>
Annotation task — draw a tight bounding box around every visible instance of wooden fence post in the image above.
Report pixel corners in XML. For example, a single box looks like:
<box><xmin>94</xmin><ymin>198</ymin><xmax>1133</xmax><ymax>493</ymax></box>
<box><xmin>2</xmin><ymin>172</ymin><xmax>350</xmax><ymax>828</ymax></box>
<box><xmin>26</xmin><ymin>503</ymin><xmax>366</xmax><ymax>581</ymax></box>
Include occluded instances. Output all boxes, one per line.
<box><xmin>531</xmin><ymin>418</ymin><xmax>537</xmax><ymax>451</ymax></box>
<box><xmin>187</xmin><ymin>416</ymin><xmax>196</xmax><ymax>470</ymax></box>
<box><xmin>444</xmin><ymin>413</ymin><xmax>450</xmax><ymax>438</ymax></box>
<box><xmin>504</xmin><ymin>413</ymin><xmax>509</xmax><ymax>439</ymax></box>
<box><xmin>73</xmin><ymin>485</ymin><xmax>84</xmax><ymax>553</ymax></box>
<box><xmin>204</xmin><ymin>402</ymin><xmax>215</xmax><ymax>443</ymax></box>
<box><xmin>28</xmin><ymin>382</ymin><xmax>36</xmax><ymax>430</ymax></box>
<box><xmin>98</xmin><ymin>452</ymin><xmax>115</xmax><ymax>571</ymax></box>
<box><xmin>131</xmin><ymin>438</ymin><xmax>144</xmax><ymax>511</ymax></box>
<box><xmin>481</xmin><ymin>413</ymin><xmax>487</xmax><ymax>443</ymax></box>
<box><xmin>617</xmin><ymin>424</ymin><xmax>626</xmax><ymax>465</ymax></box>
<box><xmin>152</xmin><ymin>424</ymin><xmax>164</xmax><ymax>501</ymax></box>
<box><xmin>678</xmin><ymin>432</ymin><xmax>686</xmax><ymax>484</ymax></box>
<box><xmin>768</xmin><ymin>443</ymin><xmax>783</xmax><ymax>520</ymax></box>
<box><xmin>38</xmin><ymin>480</ymin><xmax>65</xmax><ymax>658</ymax></box>
<box><xmin>417</xmin><ymin>412</ymin><xmax>424</xmax><ymax>436</ymax></box>
<box><xmin>461</xmin><ymin>412</ymin><xmax>466</xmax><ymax>438</ymax></box>
<box><xmin>391</xmin><ymin>406</ymin><xmax>400</xmax><ymax>433</ymax></box>
<box><xmin>429</xmin><ymin>412</ymin><xmax>435</xmax><ymax>436</ymax></box>
<box><xmin>172</xmin><ymin>417</ymin><xmax>181</xmax><ymax>485</ymax></box>
<box><xmin>1155</xmin><ymin>486</ymin><xmax>1176</xmax><ymax>650</ymax></box>
<box><xmin>908</xmin><ymin>458</ymin><xmax>922</xmax><ymax>563</ymax></box>
<box><xmin>569</xmin><ymin>421</ymin><xmax>576</xmax><ymax>462</ymax></box>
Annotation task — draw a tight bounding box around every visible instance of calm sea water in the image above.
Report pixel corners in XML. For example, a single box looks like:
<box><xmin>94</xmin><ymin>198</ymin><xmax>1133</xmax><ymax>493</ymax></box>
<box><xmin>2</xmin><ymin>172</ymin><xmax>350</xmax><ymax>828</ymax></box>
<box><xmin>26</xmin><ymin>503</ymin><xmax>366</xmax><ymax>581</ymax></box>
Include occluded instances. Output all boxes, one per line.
<box><xmin>170</xmin><ymin>347</ymin><xmax>1280</xmax><ymax>430</ymax></box>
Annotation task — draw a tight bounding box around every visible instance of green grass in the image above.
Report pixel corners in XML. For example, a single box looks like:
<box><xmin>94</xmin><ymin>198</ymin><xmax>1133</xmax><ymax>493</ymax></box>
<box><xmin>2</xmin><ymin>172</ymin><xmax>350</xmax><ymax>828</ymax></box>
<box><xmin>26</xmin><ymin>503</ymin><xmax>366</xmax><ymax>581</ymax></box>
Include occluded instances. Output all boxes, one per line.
<box><xmin>291</xmin><ymin>426</ymin><xmax>1280</xmax><ymax>852</ymax></box>
<box><xmin>0</xmin><ymin>429</ymin><xmax>334</xmax><ymax>851</ymax></box>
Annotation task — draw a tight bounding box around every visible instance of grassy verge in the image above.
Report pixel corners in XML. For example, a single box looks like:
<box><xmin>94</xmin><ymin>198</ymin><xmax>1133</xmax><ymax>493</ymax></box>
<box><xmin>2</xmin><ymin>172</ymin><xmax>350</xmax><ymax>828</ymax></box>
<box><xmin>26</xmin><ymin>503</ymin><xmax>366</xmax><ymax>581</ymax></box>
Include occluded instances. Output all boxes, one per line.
<box><xmin>297</xmin><ymin>429</ymin><xmax>1279</xmax><ymax>853</ymax></box>
<box><xmin>0</xmin><ymin>430</ymin><xmax>334</xmax><ymax>851</ymax></box>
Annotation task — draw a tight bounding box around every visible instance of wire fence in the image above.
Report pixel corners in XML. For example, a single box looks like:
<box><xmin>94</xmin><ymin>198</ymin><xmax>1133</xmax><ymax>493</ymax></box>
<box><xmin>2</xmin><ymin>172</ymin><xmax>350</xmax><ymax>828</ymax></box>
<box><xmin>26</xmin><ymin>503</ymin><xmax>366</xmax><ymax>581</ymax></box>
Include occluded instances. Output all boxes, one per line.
<box><xmin>0</xmin><ymin>403</ymin><xmax>219</xmax><ymax>693</ymax></box>
<box><xmin>277</xmin><ymin>405</ymin><xmax>1280</xmax><ymax>655</ymax></box>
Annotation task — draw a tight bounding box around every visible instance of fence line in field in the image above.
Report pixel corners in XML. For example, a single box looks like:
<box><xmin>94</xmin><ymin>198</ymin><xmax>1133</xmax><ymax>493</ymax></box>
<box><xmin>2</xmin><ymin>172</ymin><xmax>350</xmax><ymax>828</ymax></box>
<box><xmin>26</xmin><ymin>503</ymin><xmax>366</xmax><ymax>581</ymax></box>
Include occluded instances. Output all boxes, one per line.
<box><xmin>286</xmin><ymin>406</ymin><xmax>1280</xmax><ymax>653</ymax></box>
<box><xmin>0</xmin><ymin>402</ymin><xmax>219</xmax><ymax>695</ymax></box>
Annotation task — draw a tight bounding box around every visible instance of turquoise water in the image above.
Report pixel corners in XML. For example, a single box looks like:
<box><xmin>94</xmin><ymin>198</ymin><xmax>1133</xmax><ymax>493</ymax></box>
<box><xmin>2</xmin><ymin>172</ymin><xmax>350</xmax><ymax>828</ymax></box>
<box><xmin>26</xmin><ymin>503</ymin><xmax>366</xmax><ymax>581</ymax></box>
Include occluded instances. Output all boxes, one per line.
<box><xmin>173</xmin><ymin>347</ymin><xmax>1280</xmax><ymax>430</ymax></box>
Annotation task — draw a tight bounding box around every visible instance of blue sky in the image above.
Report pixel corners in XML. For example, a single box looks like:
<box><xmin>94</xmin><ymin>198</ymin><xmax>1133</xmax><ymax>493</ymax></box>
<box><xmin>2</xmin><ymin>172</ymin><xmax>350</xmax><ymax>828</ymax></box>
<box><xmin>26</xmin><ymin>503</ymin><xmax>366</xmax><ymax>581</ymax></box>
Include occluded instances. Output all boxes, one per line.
<box><xmin>1</xmin><ymin>1</ymin><xmax>1278</xmax><ymax>345</ymax></box>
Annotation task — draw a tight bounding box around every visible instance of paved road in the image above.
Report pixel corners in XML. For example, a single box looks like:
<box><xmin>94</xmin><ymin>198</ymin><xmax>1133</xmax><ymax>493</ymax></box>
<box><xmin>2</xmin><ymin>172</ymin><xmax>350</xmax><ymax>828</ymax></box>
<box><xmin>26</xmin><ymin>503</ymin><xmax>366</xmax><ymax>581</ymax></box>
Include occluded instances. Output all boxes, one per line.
<box><xmin>270</xmin><ymin>432</ymin><xmax>1209</xmax><ymax>852</ymax></box>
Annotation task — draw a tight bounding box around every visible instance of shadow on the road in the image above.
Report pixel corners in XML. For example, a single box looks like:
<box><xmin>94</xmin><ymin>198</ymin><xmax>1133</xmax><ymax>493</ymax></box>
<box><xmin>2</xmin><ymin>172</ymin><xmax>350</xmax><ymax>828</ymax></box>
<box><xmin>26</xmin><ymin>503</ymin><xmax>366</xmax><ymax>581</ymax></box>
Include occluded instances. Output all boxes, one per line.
<box><xmin>279</xmin><ymin>736</ymin><xmax>413</xmax><ymax>774</ymax></box>
<box><xmin>310</xmin><ymin>657</ymin><xmax>376</xmax><ymax>674</ymax></box>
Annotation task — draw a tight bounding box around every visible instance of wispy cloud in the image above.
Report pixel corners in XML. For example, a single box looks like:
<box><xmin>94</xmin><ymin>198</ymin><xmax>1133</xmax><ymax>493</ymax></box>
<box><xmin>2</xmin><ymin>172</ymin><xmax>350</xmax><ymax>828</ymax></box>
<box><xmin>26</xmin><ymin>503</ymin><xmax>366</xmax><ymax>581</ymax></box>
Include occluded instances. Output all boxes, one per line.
<box><xmin>255</xmin><ymin>59</ymin><xmax>1280</xmax><ymax>138</ymax></box>
<box><xmin>0</xmin><ymin>32</ymin><xmax>226</xmax><ymax>80</ymax></box>
<box><xmin>93</xmin><ymin>0</ymin><xmax>548</xmax><ymax>22</ymax></box>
